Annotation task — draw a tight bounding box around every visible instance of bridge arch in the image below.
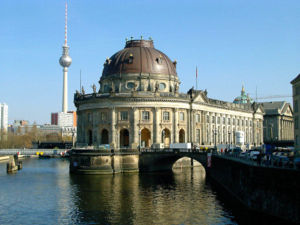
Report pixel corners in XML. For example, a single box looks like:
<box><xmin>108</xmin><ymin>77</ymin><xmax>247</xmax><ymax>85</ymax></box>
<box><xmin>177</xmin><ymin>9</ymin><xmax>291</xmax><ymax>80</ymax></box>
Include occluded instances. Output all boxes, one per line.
<box><xmin>139</xmin><ymin>152</ymin><xmax>208</xmax><ymax>173</ymax></box>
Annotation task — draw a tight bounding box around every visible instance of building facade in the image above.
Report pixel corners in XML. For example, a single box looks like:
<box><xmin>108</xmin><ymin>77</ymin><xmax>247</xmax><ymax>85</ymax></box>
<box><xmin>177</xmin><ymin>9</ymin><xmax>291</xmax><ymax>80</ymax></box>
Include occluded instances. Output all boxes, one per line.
<box><xmin>291</xmin><ymin>74</ymin><xmax>300</xmax><ymax>151</ymax></box>
<box><xmin>0</xmin><ymin>103</ymin><xmax>8</xmax><ymax>132</ymax></box>
<box><xmin>74</xmin><ymin>39</ymin><xmax>264</xmax><ymax>149</ymax></box>
<box><xmin>260</xmin><ymin>101</ymin><xmax>294</xmax><ymax>145</ymax></box>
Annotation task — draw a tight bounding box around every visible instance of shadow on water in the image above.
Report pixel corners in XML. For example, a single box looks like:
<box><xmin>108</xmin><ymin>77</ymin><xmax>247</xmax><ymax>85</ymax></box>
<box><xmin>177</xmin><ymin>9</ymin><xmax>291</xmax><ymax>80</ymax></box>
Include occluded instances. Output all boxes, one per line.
<box><xmin>207</xmin><ymin>176</ymin><xmax>297</xmax><ymax>225</ymax></box>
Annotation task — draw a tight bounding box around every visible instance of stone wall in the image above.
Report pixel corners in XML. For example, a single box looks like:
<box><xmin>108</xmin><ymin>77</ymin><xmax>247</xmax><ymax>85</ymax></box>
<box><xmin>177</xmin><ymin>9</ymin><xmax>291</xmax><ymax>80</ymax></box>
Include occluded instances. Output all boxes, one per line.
<box><xmin>208</xmin><ymin>155</ymin><xmax>300</xmax><ymax>223</ymax></box>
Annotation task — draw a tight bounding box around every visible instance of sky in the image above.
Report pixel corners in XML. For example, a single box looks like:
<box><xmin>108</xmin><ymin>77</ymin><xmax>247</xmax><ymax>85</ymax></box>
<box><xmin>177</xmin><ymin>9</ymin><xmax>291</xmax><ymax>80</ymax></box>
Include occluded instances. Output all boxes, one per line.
<box><xmin>0</xmin><ymin>0</ymin><xmax>299</xmax><ymax>124</ymax></box>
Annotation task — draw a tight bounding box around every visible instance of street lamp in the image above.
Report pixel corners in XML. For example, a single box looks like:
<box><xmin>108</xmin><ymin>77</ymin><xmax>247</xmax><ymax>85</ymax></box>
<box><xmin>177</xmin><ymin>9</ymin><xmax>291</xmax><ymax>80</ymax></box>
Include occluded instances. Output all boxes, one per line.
<box><xmin>228</xmin><ymin>131</ymin><xmax>231</xmax><ymax>149</ymax></box>
<box><xmin>138</xmin><ymin>129</ymin><xmax>141</xmax><ymax>151</ymax></box>
<box><xmin>214</xmin><ymin>129</ymin><xmax>217</xmax><ymax>151</ymax></box>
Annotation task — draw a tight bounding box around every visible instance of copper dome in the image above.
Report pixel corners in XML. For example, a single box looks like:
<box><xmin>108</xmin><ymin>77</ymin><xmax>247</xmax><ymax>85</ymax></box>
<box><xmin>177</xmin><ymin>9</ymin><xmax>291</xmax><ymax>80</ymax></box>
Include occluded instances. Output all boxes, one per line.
<box><xmin>102</xmin><ymin>39</ymin><xmax>177</xmax><ymax>77</ymax></box>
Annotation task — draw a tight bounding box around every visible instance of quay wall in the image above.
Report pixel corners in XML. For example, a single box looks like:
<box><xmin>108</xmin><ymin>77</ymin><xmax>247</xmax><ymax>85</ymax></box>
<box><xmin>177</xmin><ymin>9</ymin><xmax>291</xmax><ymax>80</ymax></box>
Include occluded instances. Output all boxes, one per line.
<box><xmin>208</xmin><ymin>155</ymin><xmax>300</xmax><ymax>224</ymax></box>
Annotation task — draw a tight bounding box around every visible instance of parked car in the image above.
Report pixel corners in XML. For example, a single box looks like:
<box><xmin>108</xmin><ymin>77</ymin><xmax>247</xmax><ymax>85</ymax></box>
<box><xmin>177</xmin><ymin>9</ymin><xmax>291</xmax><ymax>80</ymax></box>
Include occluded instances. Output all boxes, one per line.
<box><xmin>247</xmin><ymin>150</ymin><xmax>260</xmax><ymax>160</ymax></box>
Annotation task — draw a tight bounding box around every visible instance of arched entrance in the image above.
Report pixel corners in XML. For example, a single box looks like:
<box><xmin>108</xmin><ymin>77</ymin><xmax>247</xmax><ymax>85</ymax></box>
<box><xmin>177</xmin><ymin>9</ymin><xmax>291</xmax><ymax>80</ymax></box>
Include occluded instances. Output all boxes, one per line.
<box><xmin>179</xmin><ymin>129</ymin><xmax>185</xmax><ymax>143</ymax></box>
<box><xmin>141</xmin><ymin>128</ymin><xmax>151</xmax><ymax>148</ymax></box>
<box><xmin>101</xmin><ymin>129</ymin><xmax>109</xmax><ymax>144</ymax></box>
<box><xmin>162</xmin><ymin>128</ymin><xmax>170</xmax><ymax>147</ymax></box>
<box><xmin>120</xmin><ymin>129</ymin><xmax>129</xmax><ymax>147</ymax></box>
<box><xmin>88</xmin><ymin>129</ymin><xmax>93</xmax><ymax>146</ymax></box>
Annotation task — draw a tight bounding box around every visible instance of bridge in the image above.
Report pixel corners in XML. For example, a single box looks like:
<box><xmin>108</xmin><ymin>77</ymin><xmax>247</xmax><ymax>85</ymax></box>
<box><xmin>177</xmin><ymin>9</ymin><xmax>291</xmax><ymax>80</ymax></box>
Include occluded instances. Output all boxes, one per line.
<box><xmin>0</xmin><ymin>149</ymin><xmax>68</xmax><ymax>156</ymax></box>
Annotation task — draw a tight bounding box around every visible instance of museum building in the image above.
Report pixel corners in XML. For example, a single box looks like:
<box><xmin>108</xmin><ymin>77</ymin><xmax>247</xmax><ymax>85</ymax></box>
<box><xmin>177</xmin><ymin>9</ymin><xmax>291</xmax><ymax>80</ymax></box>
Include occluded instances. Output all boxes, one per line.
<box><xmin>74</xmin><ymin>39</ymin><xmax>264</xmax><ymax>149</ymax></box>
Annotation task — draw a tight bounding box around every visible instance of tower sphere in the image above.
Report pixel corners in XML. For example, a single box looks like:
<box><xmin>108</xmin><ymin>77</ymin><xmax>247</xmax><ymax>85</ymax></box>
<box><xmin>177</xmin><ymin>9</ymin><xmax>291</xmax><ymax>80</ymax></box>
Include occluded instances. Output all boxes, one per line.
<box><xmin>59</xmin><ymin>53</ymin><xmax>72</xmax><ymax>67</ymax></box>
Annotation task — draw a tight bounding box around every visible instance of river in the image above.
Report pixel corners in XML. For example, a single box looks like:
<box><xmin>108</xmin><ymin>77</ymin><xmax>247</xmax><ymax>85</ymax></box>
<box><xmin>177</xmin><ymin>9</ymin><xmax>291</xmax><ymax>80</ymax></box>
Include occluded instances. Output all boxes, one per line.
<box><xmin>0</xmin><ymin>158</ymin><xmax>286</xmax><ymax>225</ymax></box>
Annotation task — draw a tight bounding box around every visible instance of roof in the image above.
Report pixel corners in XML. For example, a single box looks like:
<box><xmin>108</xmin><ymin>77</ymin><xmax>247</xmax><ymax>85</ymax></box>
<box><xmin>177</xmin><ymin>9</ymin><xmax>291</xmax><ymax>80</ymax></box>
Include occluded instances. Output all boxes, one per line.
<box><xmin>260</xmin><ymin>101</ymin><xmax>292</xmax><ymax>116</ymax></box>
<box><xmin>101</xmin><ymin>39</ymin><xmax>177</xmax><ymax>77</ymax></box>
<box><xmin>291</xmin><ymin>73</ymin><xmax>300</xmax><ymax>84</ymax></box>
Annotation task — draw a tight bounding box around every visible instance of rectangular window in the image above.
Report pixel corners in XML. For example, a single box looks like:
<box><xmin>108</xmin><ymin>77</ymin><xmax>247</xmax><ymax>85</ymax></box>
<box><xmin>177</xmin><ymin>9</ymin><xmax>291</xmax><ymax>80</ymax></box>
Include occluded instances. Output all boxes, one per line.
<box><xmin>206</xmin><ymin>115</ymin><xmax>210</xmax><ymax>123</ymax></box>
<box><xmin>237</xmin><ymin>119</ymin><xmax>240</xmax><ymax>126</ymax></box>
<box><xmin>217</xmin><ymin>117</ymin><xmax>220</xmax><ymax>124</ymax></box>
<box><xmin>223</xmin><ymin>117</ymin><xmax>226</xmax><ymax>124</ymax></box>
<box><xmin>242</xmin><ymin>120</ymin><xmax>244</xmax><ymax>126</ymax></box>
<box><xmin>228</xmin><ymin>118</ymin><xmax>231</xmax><ymax>125</ymax></box>
<box><xmin>101</xmin><ymin>112</ymin><xmax>107</xmax><ymax>121</ymax></box>
<box><xmin>88</xmin><ymin>113</ymin><xmax>92</xmax><ymax>122</ymax></box>
<box><xmin>120</xmin><ymin>111</ymin><xmax>128</xmax><ymax>121</ymax></box>
<box><xmin>246</xmin><ymin>120</ymin><xmax>248</xmax><ymax>126</ymax></box>
<box><xmin>212</xmin><ymin>116</ymin><xmax>215</xmax><ymax>123</ymax></box>
<box><xmin>179</xmin><ymin>112</ymin><xmax>184</xmax><ymax>121</ymax></box>
<box><xmin>142</xmin><ymin>111</ymin><xmax>150</xmax><ymax>121</ymax></box>
<box><xmin>163</xmin><ymin>111</ymin><xmax>170</xmax><ymax>121</ymax></box>
<box><xmin>233</xmin><ymin>118</ymin><xmax>235</xmax><ymax>125</ymax></box>
<box><xmin>295</xmin><ymin>100</ymin><xmax>298</xmax><ymax>113</ymax></box>
<box><xmin>196</xmin><ymin>114</ymin><xmax>201</xmax><ymax>123</ymax></box>
<box><xmin>250</xmin><ymin>120</ymin><xmax>252</xmax><ymax>127</ymax></box>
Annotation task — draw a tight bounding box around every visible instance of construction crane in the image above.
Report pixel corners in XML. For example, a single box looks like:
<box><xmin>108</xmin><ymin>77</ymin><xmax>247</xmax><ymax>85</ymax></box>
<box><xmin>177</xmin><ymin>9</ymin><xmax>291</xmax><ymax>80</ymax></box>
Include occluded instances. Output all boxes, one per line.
<box><xmin>256</xmin><ymin>95</ymin><xmax>292</xmax><ymax>100</ymax></box>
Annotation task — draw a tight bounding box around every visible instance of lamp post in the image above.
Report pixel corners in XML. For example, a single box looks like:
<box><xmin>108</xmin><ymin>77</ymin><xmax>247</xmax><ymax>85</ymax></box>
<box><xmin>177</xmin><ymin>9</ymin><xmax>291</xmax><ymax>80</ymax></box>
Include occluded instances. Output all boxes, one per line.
<box><xmin>138</xmin><ymin>129</ymin><xmax>141</xmax><ymax>151</ymax></box>
<box><xmin>162</xmin><ymin>129</ymin><xmax>165</xmax><ymax>147</ymax></box>
<box><xmin>228</xmin><ymin>131</ymin><xmax>231</xmax><ymax>150</ymax></box>
<box><xmin>214</xmin><ymin>129</ymin><xmax>217</xmax><ymax>151</ymax></box>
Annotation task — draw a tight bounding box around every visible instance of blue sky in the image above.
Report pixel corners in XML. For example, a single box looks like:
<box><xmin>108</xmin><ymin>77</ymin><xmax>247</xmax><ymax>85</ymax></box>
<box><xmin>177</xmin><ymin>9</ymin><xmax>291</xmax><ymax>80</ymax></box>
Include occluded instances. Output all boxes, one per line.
<box><xmin>0</xmin><ymin>0</ymin><xmax>299</xmax><ymax>124</ymax></box>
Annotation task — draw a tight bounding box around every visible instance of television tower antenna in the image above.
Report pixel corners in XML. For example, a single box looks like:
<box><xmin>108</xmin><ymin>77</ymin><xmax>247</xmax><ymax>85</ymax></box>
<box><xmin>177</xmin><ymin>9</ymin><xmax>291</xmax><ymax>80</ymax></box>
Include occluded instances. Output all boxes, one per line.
<box><xmin>59</xmin><ymin>2</ymin><xmax>72</xmax><ymax>113</ymax></box>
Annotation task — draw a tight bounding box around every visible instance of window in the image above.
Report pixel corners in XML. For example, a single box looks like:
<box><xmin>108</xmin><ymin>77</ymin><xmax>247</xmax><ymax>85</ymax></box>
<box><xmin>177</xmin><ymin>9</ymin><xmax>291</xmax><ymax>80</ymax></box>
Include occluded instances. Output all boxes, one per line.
<box><xmin>206</xmin><ymin>115</ymin><xmax>210</xmax><ymax>123</ymax></box>
<box><xmin>223</xmin><ymin>117</ymin><xmax>226</xmax><ymax>124</ymax></box>
<box><xmin>142</xmin><ymin>111</ymin><xmax>150</xmax><ymax>121</ymax></box>
<box><xmin>237</xmin><ymin>119</ymin><xmax>240</xmax><ymax>126</ymax></box>
<box><xmin>242</xmin><ymin>120</ymin><xmax>244</xmax><ymax>126</ymax></box>
<box><xmin>233</xmin><ymin>118</ymin><xmax>235</xmax><ymax>125</ymax></box>
<box><xmin>179</xmin><ymin>112</ymin><xmax>184</xmax><ymax>121</ymax></box>
<box><xmin>159</xmin><ymin>83</ymin><xmax>166</xmax><ymax>90</ymax></box>
<box><xmin>246</xmin><ymin>120</ymin><xmax>248</xmax><ymax>126</ymax></box>
<box><xmin>212</xmin><ymin>116</ymin><xmax>215</xmax><ymax>123</ymax></box>
<box><xmin>250</xmin><ymin>120</ymin><xmax>252</xmax><ymax>127</ymax></box>
<box><xmin>88</xmin><ymin>113</ymin><xmax>92</xmax><ymax>122</ymax></box>
<box><xmin>196</xmin><ymin>114</ymin><xmax>201</xmax><ymax>123</ymax></box>
<box><xmin>163</xmin><ymin>111</ymin><xmax>170</xmax><ymax>121</ymax></box>
<box><xmin>295</xmin><ymin>100</ymin><xmax>298</xmax><ymax>113</ymax></box>
<box><xmin>127</xmin><ymin>82</ymin><xmax>135</xmax><ymax>89</ymax></box>
<box><xmin>100</xmin><ymin>112</ymin><xmax>107</xmax><ymax>121</ymax></box>
<box><xmin>217</xmin><ymin>117</ymin><xmax>220</xmax><ymax>124</ymax></box>
<box><xmin>228</xmin><ymin>118</ymin><xmax>231</xmax><ymax>125</ymax></box>
<box><xmin>120</xmin><ymin>111</ymin><xmax>128</xmax><ymax>121</ymax></box>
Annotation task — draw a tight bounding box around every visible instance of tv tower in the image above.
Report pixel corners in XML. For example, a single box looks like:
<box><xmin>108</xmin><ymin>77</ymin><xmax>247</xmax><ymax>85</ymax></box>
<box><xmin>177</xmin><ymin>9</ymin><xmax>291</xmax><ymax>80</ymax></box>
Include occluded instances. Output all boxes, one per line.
<box><xmin>59</xmin><ymin>2</ymin><xmax>72</xmax><ymax>113</ymax></box>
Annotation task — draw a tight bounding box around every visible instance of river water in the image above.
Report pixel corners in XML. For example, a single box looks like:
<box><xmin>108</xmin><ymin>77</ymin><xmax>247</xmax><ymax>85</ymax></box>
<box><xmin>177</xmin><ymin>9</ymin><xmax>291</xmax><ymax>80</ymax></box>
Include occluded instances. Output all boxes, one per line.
<box><xmin>0</xmin><ymin>158</ymin><xmax>285</xmax><ymax>225</ymax></box>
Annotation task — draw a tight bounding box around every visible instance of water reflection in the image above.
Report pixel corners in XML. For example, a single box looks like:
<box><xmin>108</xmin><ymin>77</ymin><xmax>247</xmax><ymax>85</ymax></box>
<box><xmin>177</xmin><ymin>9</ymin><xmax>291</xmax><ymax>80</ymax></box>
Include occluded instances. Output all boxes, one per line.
<box><xmin>0</xmin><ymin>158</ymin><xmax>235</xmax><ymax>225</ymax></box>
<box><xmin>69</xmin><ymin>166</ymin><xmax>233</xmax><ymax>225</ymax></box>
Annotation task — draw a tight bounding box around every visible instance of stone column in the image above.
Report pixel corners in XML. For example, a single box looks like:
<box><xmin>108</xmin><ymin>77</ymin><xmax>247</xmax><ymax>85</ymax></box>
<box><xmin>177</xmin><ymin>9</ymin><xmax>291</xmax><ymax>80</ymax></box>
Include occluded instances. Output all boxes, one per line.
<box><xmin>110</xmin><ymin>107</ymin><xmax>116</xmax><ymax>148</ymax></box>
<box><xmin>132</xmin><ymin>108</ymin><xmax>139</xmax><ymax>144</ymax></box>
<box><xmin>154</xmin><ymin>107</ymin><xmax>160</xmax><ymax>143</ymax></box>
<box><xmin>174</xmin><ymin>108</ymin><xmax>179</xmax><ymax>143</ymax></box>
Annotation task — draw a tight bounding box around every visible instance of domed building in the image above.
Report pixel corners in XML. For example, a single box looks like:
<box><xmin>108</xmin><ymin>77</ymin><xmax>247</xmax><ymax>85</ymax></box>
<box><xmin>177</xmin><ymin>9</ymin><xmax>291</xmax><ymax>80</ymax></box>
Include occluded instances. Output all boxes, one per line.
<box><xmin>74</xmin><ymin>39</ymin><xmax>264</xmax><ymax>150</ymax></box>
<box><xmin>233</xmin><ymin>85</ymin><xmax>253</xmax><ymax>104</ymax></box>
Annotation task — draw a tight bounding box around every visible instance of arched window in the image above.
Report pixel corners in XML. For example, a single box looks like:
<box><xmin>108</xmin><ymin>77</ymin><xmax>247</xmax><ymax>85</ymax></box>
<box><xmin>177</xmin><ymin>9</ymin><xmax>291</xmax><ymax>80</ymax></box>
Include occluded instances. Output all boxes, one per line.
<box><xmin>101</xmin><ymin>129</ymin><xmax>109</xmax><ymax>144</ymax></box>
<box><xmin>120</xmin><ymin>129</ymin><xmax>129</xmax><ymax>147</ymax></box>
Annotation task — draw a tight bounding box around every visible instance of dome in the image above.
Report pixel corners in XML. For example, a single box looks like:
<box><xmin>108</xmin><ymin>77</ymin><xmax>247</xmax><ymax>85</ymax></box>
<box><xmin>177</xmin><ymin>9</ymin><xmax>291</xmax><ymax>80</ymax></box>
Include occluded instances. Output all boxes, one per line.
<box><xmin>233</xmin><ymin>85</ymin><xmax>253</xmax><ymax>104</ymax></box>
<box><xmin>102</xmin><ymin>39</ymin><xmax>177</xmax><ymax>77</ymax></box>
